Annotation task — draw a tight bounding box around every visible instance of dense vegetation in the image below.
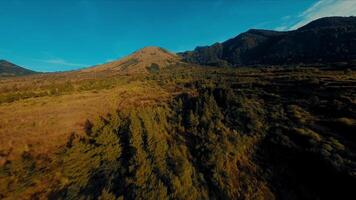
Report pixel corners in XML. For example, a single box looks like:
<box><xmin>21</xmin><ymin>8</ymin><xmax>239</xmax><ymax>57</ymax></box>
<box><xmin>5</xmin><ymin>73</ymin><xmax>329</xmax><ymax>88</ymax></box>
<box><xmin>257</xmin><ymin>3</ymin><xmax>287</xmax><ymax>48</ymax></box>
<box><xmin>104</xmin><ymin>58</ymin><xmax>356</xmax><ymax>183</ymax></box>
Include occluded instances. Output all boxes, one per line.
<box><xmin>0</xmin><ymin>66</ymin><xmax>355</xmax><ymax>199</ymax></box>
<box><xmin>0</xmin><ymin>75</ymin><xmax>136</xmax><ymax>104</ymax></box>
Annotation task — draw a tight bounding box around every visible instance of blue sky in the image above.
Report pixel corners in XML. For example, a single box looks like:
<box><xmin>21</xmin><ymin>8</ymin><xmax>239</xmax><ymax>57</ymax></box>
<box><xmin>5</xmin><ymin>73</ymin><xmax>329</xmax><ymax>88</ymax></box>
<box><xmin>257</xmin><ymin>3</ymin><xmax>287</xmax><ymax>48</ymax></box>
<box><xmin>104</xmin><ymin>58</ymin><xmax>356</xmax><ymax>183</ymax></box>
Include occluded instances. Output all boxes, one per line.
<box><xmin>0</xmin><ymin>0</ymin><xmax>355</xmax><ymax>72</ymax></box>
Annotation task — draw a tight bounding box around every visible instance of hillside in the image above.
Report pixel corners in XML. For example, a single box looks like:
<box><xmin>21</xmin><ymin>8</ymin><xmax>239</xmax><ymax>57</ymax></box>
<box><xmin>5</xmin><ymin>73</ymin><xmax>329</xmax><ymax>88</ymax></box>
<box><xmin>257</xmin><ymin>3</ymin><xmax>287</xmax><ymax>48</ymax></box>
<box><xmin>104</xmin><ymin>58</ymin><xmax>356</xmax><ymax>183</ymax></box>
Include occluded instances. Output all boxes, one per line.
<box><xmin>0</xmin><ymin>60</ymin><xmax>37</xmax><ymax>77</ymax></box>
<box><xmin>0</xmin><ymin>47</ymin><xmax>179</xmax><ymax>154</ymax></box>
<box><xmin>0</xmin><ymin>63</ymin><xmax>355</xmax><ymax>199</ymax></box>
<box><xmin>82</xmin><ymin>47</ymin><xmax>181</xmax><ymax>74</ymax></box>
<box><xmin>0</xmin><ymin>47</ymin><xmax>181</xmax><ymax>162</ymax></box>
<box><xmin>180</xmin><ymin>16</ymin><xmax>356</xmax><ymax>67</ymax></box>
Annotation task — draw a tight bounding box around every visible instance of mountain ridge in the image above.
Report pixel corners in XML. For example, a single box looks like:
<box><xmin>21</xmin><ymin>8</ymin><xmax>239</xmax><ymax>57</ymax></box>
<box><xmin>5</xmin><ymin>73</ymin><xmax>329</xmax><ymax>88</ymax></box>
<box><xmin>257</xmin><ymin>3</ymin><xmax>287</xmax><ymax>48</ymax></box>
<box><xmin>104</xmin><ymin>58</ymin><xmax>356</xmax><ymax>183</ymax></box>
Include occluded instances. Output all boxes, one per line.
<box><xmin>179</xmin><ymin>16</ymin><xmax>356</xmax><ymax>67</ymax></box>
<box><xmin>0</xmin><ymin>60</ymin><xmax>37</xmax><ymax>77</ymax></box>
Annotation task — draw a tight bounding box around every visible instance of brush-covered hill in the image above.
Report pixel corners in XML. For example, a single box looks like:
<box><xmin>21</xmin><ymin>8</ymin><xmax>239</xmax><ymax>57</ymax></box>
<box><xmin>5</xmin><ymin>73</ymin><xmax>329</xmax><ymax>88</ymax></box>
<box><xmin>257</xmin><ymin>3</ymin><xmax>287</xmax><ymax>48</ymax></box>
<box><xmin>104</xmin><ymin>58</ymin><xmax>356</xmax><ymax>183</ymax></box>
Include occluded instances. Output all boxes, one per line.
<box><xmin>0</xmin><ymin>47</ymin><xmax>178</xmax><ymax>163</ymax></box>
<box><xmin>180</xmin><ymin>16</ymin><xmax>356</xmax><ymax>67</ymax></box>
<box><xmin>1</xmin><ymin>66</ymin><xmax>355</xmax><ymax>200</ymax></box>
<box><xmin>82</xmin><ymin>47</ymin><xmax>181</xmax><ymax>74</ymax></box>
<box><xmin>0</xmin><ymin>60</ymin><xmax>37</xmax><ymax>77</ymax></box>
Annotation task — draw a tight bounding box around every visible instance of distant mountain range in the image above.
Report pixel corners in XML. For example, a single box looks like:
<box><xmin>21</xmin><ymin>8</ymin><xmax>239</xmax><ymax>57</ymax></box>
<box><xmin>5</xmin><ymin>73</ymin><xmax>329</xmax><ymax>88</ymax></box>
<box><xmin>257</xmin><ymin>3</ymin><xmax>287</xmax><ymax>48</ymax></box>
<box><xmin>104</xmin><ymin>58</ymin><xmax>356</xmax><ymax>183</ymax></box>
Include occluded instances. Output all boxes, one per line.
<box><xmin>2</xmin><ymin>16</ymin><xmax>356</xmax><ymax>77</ymax></box>
<box><xmin>0</xmin><ymin>60</ymin><xmax>37</xmax><ymax>77</ymax></box>
<box><xmin>179</xmin><ymin>16</ymin><xmax>356</xmax><ymax>67</ymax></box>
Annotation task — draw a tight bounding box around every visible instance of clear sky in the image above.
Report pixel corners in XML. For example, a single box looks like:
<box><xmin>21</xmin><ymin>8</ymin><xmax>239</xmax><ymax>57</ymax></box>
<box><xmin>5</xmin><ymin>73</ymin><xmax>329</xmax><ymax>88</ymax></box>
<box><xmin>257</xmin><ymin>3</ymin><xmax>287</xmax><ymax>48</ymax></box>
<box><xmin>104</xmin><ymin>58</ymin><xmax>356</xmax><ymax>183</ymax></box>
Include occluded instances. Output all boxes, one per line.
<box><xmin>0</xmin><ymin>0</ymin><xmax>355</xmax><ymax>72</ymax></box>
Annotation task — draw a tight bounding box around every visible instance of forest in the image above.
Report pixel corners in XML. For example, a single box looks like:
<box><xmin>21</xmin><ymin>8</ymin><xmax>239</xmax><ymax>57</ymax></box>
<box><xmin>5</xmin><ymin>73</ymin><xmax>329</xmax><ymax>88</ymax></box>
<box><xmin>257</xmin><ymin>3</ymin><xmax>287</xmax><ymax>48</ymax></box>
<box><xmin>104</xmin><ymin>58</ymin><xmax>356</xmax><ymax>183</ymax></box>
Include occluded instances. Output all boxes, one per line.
<box><xmin>1</xmin><ymin>66</ymin><xmax>355</xmax><ymax>199</ymax></box>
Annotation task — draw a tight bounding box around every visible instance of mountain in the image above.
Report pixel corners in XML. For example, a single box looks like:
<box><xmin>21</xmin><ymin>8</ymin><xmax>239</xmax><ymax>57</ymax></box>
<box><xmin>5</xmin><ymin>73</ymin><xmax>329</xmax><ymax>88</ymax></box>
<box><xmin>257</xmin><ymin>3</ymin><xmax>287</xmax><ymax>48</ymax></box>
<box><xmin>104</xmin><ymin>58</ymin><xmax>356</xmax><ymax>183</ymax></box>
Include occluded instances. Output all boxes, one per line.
<box><xmin>180</xmin><ymin>16</ymin><xmax>356</xmax><ymax>67</ymax></box>
<box><xmin>82</xmin><ymin>46</ymin><xmax>181</xmax><ymax>74</ymax></box>
<box><xmin>0</xmin><ymin>60</ymin><xmax>37</xmax><ymax>77</ymax></box>
<box><xmin>0</xmin><ymin>60</ymin><xmax>36</xmax><ymax>77</ymax></box>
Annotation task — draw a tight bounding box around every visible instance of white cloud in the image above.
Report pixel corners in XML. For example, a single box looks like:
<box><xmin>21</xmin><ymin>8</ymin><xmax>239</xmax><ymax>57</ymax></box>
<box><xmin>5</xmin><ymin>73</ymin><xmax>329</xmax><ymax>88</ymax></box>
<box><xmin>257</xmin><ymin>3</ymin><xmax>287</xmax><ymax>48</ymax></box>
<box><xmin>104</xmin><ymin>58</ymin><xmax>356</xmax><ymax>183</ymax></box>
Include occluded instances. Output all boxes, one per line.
<box><xmin>290</xmin><ymin>0</ymin><xmax>356</xmax><ymax>30</ymax></box>
<box><xmin>105</xmin><ymin>58</ymin><xmax>115</xmax><ymax>63</ymax></box>
<box><xmin>275</xmin><ymin>0</ymin><xmax>356</xmax><ymax>31</ymax></box>
<box><xmin>37</xmin><ymin>58</ymin><xmax>87</xmax><ymax>68</ymax></box>
<box><xmin>275</xmin><ymin>25</ymin><xmax>289</xmax><ymax>31</ymax></box>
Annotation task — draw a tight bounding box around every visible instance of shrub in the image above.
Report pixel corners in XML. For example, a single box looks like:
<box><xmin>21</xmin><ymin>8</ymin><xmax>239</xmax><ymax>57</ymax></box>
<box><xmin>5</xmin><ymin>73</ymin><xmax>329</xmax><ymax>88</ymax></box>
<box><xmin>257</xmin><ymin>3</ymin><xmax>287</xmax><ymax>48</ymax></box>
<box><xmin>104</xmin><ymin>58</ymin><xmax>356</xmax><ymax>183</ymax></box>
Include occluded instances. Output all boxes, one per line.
<box><xmin>293</xmin><ymin>128</ymin><xmax>322</xmax><ymax>142</ymax></box>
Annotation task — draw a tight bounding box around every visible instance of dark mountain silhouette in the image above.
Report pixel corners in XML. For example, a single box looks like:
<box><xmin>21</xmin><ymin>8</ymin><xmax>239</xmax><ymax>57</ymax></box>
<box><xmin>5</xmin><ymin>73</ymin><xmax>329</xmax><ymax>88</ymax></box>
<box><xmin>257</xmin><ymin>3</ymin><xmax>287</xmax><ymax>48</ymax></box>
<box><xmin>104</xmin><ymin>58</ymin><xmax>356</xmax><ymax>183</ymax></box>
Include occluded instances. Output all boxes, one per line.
<box><xmin>0</xmin><ymin>60</ymin><xmax>37</xmax><ymax>77</ymax></box>
<box><xmin>179</xmin><ymin>16</ymin><xmax>356</xmax><ymax>67</ymax></box>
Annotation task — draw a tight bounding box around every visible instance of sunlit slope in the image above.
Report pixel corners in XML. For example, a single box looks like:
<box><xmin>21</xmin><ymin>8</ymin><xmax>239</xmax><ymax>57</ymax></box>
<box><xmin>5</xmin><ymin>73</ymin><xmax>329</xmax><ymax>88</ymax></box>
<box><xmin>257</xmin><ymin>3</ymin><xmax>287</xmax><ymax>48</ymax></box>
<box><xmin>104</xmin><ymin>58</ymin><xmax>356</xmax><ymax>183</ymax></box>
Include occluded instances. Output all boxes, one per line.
<box><xmin>82</xmin><ymin>47</ymin><xmax>181</xmax><ymax>74</ymax></box>
<box><xmin>0</xmin><ymin>47</ymin><xmax>181</xmax><ymax>161</ymax></box>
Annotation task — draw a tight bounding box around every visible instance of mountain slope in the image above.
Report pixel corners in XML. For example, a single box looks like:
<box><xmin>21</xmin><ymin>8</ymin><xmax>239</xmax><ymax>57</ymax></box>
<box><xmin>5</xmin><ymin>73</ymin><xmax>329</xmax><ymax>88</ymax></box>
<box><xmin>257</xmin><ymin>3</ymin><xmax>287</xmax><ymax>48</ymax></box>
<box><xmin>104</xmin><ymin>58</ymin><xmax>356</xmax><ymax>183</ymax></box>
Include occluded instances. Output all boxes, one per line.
<box><xmin>1</xmin><ymin>66</ymin><xmax>355</xmax><ymax>199</ymax></box>
<box><xmin>83</xmin><ymin>47</ymin><xmax>181</xmax><ymax>74</ymax></box>
<box><xmin>180</xmin><ymin>16</ymin><xmax>356</xmax><ymax>67</ymax></box>
<box><xmin>0</xmin><ymin>60</ymin><xmax>36</xmax><ymax>77</ymax></box>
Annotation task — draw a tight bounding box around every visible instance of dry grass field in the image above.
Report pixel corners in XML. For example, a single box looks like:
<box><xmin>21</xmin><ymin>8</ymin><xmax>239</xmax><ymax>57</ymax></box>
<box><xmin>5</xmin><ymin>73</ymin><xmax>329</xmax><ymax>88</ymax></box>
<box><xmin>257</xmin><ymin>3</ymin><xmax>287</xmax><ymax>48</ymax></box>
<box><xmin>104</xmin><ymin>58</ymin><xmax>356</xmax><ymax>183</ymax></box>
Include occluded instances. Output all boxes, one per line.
<box><xmin>0</xmin><ymin>80</ymin><xmax>170</xmax><ymax>161</ymax></box>
<box><xmin>0</xmin><ymin>53</ymin><xmax>180</xmax><ymax>163</ymax></box>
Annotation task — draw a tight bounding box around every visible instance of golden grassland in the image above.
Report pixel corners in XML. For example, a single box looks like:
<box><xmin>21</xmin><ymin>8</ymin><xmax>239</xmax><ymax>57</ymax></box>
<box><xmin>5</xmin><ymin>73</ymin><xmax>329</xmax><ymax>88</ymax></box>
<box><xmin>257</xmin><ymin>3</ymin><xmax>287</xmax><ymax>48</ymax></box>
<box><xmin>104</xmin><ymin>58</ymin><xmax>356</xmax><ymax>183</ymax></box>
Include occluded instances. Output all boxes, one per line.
<box><xmin>0</xmin><ymin>71</ymin><xmax>173</xmax><ymax>162</ymax></box>
<box><xmin>0</xmin><ymin>47</ymin><xmax>184</xmax><ymax>162</ymax></box>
